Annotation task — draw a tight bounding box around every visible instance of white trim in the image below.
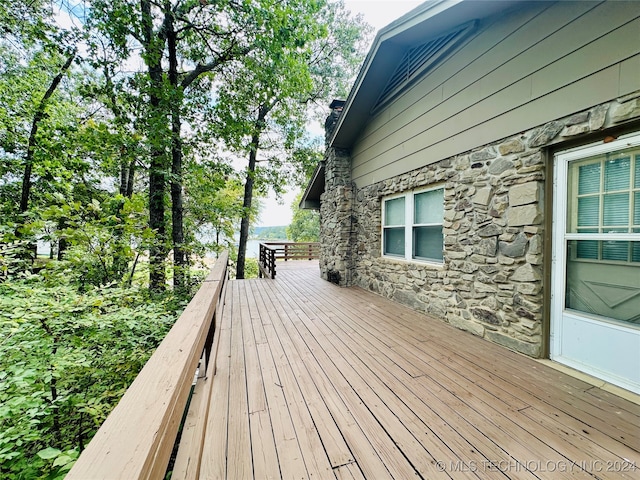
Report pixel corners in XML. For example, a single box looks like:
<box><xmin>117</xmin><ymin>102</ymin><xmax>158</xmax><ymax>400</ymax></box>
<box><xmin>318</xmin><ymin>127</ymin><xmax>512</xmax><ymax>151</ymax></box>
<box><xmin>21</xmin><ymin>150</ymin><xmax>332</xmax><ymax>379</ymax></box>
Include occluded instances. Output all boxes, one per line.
<box><xmin>551</xmin><ymin>132</ymin><xmax>640</xmax><ymax>394</ymax></box>
<box><xmin>554</xmin><ymin>132</ymin><xmax>640</xmax><ymax>163</ymax></box>
<box><xmin>381</xmin><ymin>185</ymin><xmax>444</xmax><ymax>264</ymax></box>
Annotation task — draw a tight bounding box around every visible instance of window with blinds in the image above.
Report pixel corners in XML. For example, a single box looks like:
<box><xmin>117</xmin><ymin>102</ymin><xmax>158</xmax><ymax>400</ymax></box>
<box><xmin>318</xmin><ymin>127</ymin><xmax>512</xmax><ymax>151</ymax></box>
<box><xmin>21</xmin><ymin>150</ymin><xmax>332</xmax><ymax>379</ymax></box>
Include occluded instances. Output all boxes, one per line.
<box><xmin>567</xmin><ymin>149</ymin><xmax>640</xmax><ymax>263</ymax></box>
<box><xmin>382</xmin><ymin>186</ymin><xmax>444</xmax><ymax>263</ymax></box>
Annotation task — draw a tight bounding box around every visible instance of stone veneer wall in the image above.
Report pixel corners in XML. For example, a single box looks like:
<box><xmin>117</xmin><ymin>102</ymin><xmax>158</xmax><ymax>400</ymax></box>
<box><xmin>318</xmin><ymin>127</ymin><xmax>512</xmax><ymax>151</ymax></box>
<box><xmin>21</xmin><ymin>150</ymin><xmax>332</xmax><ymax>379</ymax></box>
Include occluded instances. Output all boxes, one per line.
<box><xmin>319</xmin><ymin>147</ymin><xmax>355</xmax><ymax>286</ymax></box>
<box><xmin>320</xmin><ymin>91</ymin><xmax>640</xmax><ymax>357</ymax></box>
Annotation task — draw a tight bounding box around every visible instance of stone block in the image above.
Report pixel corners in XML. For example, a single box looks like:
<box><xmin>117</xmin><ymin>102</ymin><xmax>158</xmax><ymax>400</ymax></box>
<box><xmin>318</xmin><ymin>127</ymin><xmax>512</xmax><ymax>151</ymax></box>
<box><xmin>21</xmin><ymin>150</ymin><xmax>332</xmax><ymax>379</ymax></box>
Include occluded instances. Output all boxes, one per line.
<box><xmin>488</xmin><ymin>157</ymin><xmax>515</xmax><ymax>175</ymax></box>
<box><xmin>474</xmin><ymin>281</ymin><xmax>497</xmax><ymax>294</ymax></box>
<box><xmin>485</xmin><ymin>330</ymin><xmax>541</xmax><ymax>357</ymax></box>
<box><xmin>507</xmin><ymin>204</ymin><xmax>541</xmax><ymax>226</ymax></box>
<box><xmin>564</xmin><ymin>112</ymin><xmax>589</xmax><ymax>126</ymax></box>
<box><xmin>499</xmin><ymin>232</ymin><xmax>529</xmax><ymax>258</ymax></box>
<box><xmin>562</xmin><ymin>124</ymin><xmax>590</xmax><ymax>137</ymax></box>
<box><xmin>498</xmin><ymin>139</ymin><xmax>525</xmax><ymax>155</ymax></box>
<box><xmin>473</xmin><ymin>187</ymin><xmax>493</xmax><ymax>206</ymax></box>
<box><xmin>498</xmin><ymin>255</ymin><xmax>515</xmax><ymax>265</ymax></box>
<box><xmin>528</xmin><ymin>121</ymin><xmax>563</xmax><ymax>147</ymax></box>
<box><xmin>448</xmin><ymin>314</ymin><xmax>485</xmax><ymax>337</ymax></box>
<box><xmin>471</xmin><ymin>307</ymin><xmax>501</xmax><ymax>325</ymax></box>
<box><xmin>509</xmin><ymin>181</ymin><xmax>539</xmax><ymax>207</ymax></box>
<box><xmin>446</xmin><ymin>250</ymin><xmax>468</xmax><ymax>260</ymax></box>
<box><xmin>470</xmin><ymin>146</ymin><xmax>497</xmax><ymax>162</ymax></box>
<box><xmin>528</xmin><ymin>234</ymin><xmax>542</xmax><ymax>255</ymax></box>
<box><xmin>473</xmin><ymin>237</ymin><xmax>498</xmax><ymax>256</ymax></box>
<box><xmin>477</xmin><ymin>223</ymin><xmax>502</xmax><ymax>237</ymax></box>
<box><xmin>611</xmin><ymin>99</ymin><xmax>640</xmax><ymax>123</ymax></box>
<box><xmin>589</xmin><ymin>104</ymin><xmax>608</xmax><ymax>130</ymax></box>
<box><xmin>517</xmin><ymin>283</ymin><xmax>541</xmax><ymax>295</ymax></box>
<box><xmin>522</xmin><ymin>152</ymin><xmax>543</xmax><ymax>167</ymax></box>
<box><xmin>511</xmin><ymin>264</ymin><xmax>542</xmax><ymax>282</ymax></box>
<box><xmin>526</xmin><ymin>253</ymin><xmax>543</xmax><ymax>265</ymax></box>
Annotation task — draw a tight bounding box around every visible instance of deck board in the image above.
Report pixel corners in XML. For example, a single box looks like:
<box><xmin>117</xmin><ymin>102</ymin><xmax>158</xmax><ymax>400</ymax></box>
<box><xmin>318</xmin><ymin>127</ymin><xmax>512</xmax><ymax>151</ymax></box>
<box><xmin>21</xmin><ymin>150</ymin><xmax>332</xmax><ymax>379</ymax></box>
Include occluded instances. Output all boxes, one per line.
<box><xmin>199</xmin><ymin>261</ymin><xmax>640</xmax><ymax>479</ymax></box>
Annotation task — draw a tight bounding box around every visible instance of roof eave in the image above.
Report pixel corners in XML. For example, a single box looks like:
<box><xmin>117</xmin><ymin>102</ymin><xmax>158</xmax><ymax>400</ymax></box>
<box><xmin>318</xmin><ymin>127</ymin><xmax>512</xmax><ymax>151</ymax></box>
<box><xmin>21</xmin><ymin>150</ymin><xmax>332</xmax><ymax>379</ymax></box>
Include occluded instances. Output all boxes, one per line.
<box><xmin>299</xmin><ymin>161</ymin><xmax>326</xmax><ymax>210</ymax></box>
<box><xmin>330</xmin><ymin>0</ymin><xmax>522</xmax><ymax>149</ymax></box>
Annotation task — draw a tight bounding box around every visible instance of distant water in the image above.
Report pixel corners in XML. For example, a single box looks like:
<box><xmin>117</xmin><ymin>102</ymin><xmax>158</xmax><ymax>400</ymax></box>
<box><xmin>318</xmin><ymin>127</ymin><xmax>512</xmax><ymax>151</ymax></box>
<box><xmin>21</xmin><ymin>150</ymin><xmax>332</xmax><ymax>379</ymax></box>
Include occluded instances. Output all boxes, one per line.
<box><xmin>245</xmin><ymin>239</ymin><xmax>288</xmax><ymax>258</ymax></box>
<box><xmin>246</xmin><ymin>239</ymin><xmax>260</xmax><ymax>258</ymax></box>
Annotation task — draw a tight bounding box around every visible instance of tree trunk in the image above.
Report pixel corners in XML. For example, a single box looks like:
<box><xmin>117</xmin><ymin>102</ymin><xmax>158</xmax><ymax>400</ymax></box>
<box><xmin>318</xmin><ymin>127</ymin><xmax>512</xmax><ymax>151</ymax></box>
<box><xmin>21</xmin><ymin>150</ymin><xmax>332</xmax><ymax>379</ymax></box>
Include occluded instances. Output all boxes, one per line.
<box><xmin>142</xmin><ymin>0</ymin><xmax>168</xmax><ymax>293</ymax></box>
<box><xmin>148</xmin><ymin>135</ymin><xmax>167</xmax><ymax>292</ymax></box>
<box><xmin>20</xmin><ymin>53</ymin><xmax>74</xmax><ymax>214</ymax></box>
<box><xmin>236</xmin><ymin>156</ymin><xmax>256</xmax><ymax>279</ymax></box>
<box><xmin>126</xmin><ymin>159</ymin><xmax>135</xmax><ymax>198</ymax></box>
<box><xmin>236</xmin><ymin>108</ymin><xmax>268</xmax><ymax>279</ymax></box>
<box><xmin>167</xmin><ymin>12</ymin><xmax>186</xmax><ymax>293</ymax></box>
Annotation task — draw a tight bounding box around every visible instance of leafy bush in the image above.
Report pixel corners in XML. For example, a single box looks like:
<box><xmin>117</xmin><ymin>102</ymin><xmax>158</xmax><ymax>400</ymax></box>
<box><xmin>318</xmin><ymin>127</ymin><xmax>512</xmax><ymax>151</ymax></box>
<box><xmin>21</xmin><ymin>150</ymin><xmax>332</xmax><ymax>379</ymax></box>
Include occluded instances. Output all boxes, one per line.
<box><xmin>0</xmin><ymin>271</ymin><xmax>181</xmax><ymax>479</ymax></box>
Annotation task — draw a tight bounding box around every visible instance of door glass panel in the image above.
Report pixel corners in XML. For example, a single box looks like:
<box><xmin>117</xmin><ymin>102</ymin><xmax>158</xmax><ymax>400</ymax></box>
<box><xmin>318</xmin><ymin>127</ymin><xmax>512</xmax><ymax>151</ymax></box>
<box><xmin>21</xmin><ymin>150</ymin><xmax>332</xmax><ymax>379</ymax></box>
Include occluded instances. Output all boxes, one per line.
<box><xmin>576</xmin><ymin>239</ymin><xmax>598</xmax><ymax>259</ymax></box>
<box><xmin>565</xmin><ymin>147</ymin><xmax>640</xmax><ymax>328</ymax></box>
<box><xmin>633</xmin><ymin>242</ymin><xmax>640</xmax><ymax>262</ymax></box>
<box><xmin>566</xmin><ymin>241</ymin><xmax>640</xmax><ymax>325</ymax></box>
<box><xmin>578</xmin><ymin>162</ymin><xmax>600</xmax><ymax>194</ymax></box>
<box><xmin>603</xmin><ymin>193</ymin><xmax>629</xmax><ymax>227</ymax></box>
<box><xmin>577</xmin><ymin>197</ymin><xmax>599</xmax><ymax>227</ymax></box>
<box><xmin>604</xmin><ymin>156</ymin><xmax>630</xmax><ymax>191</ymax></box>
<box><xmin>602</xmin><ymin>240</ymin><xmax>630</xmax><ymax>261</ymax></box>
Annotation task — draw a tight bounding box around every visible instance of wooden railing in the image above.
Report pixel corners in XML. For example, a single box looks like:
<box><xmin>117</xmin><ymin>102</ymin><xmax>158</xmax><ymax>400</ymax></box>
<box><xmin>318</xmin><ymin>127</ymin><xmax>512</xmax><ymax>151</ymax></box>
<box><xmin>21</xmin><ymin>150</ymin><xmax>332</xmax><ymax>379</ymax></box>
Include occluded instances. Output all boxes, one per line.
<box><xmin>258</xmin><ymin>242</ymin><xmax>319</xmax><ymax>279</ymax></box>
<box><xmin>66</xmin><ymin>251</ymin><xmax>229</xmax><ymax>480</ymax></box>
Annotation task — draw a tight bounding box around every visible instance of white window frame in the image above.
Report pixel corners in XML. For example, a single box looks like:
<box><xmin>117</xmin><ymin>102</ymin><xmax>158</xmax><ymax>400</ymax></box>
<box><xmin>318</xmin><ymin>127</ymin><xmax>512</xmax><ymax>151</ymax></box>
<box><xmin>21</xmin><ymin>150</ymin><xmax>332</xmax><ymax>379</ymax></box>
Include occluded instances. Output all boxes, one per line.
<box><xmin>381</xmin><ymin>185</ymin><xmax>444</xmax><ymax>264</ymax></box>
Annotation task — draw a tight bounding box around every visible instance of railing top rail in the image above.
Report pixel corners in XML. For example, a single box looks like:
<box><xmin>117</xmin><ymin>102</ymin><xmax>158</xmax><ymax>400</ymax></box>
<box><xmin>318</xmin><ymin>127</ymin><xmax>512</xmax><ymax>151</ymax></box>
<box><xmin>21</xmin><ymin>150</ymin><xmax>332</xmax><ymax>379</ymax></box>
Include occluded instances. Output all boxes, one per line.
<box><xmin>66</xmin><ymin>251</ymin><xmax>229</xmax><ymax>480</ymax></box>
<box><xmin>260</xmin><ymin>241</ymin><xmax>319</xmax><ymax>246</ymax></box>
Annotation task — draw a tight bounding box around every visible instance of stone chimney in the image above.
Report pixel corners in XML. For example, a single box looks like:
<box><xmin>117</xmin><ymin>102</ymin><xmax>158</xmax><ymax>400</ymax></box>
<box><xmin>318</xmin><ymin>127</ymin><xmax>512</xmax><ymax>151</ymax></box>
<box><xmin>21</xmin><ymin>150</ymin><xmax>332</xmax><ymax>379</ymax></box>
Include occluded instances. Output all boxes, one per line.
<box><xmin>324</xmin><ymin>99</ymin><xmax>345</xmax><ymax>146</ymax></box>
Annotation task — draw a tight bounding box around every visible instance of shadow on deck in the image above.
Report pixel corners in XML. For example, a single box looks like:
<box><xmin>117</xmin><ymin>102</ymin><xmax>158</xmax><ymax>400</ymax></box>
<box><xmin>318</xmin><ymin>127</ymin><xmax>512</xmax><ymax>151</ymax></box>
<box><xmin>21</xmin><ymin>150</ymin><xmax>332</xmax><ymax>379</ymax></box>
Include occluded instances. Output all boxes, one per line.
<box><xmin>188</xmin><ymin>261</ymin><xmax>639</xmax><ymax>479</ymax></box>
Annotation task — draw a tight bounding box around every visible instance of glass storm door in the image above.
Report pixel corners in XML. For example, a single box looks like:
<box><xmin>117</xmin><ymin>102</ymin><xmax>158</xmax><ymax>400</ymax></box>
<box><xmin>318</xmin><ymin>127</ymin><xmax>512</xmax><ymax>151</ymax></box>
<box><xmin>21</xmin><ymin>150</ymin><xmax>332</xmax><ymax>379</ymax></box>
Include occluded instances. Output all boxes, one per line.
<box><xmin>551</xmin><ymin>134</ymin><xmax>640</xmax><ymax>394</ymax></box>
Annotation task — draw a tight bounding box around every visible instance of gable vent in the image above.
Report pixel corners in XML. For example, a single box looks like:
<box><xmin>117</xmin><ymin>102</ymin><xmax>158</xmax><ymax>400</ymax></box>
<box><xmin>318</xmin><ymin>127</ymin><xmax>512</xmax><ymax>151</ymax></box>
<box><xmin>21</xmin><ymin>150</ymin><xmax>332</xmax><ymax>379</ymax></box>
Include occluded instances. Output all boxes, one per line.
<box><xmin>374</xmin><ymin>21</ymin><xmax>476</xmax><ymax>112</ymax></box>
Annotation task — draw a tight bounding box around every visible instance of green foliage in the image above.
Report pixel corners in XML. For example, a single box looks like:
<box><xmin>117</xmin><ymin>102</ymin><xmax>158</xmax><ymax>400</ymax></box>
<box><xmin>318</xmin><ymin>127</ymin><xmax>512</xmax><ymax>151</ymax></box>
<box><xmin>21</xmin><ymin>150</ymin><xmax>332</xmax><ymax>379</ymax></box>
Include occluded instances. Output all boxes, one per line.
<box><xmin>252</xmin><ymin>226</ymin><xmax>288</xmax><ymax>240</ymax></box>
<box><xmin>185</xmin><ymin>160</ymin><xmax>246</xmax><ymax>256</ymax></box>
<box><xmin>41</xmin><ymin>193</ymin><xmax>150</xmax><ymax>289</ymax></box>
<box><xmin>243</xmin><ymin>257</ymin><xmax>259</xmax><ymax>279</ymax></box>
<box><xmin>287</xmin><ymin>191</ymin><xmax>320</xmax><ymax>242</ymax></box>
<box><xmin>0</xmin><ymin>272</ymin><xmax>181</xmax><ymax>479</ymax></box>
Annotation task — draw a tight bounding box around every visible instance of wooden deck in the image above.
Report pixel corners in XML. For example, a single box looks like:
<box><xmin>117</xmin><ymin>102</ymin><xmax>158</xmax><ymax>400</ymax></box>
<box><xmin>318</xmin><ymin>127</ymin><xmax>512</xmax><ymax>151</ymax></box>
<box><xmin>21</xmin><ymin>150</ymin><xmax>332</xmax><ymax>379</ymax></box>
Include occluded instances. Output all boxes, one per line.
<box><xmin>192</xmin><ymin>261</ymin><xmax>640</xmax><ymax>479</ymax></box>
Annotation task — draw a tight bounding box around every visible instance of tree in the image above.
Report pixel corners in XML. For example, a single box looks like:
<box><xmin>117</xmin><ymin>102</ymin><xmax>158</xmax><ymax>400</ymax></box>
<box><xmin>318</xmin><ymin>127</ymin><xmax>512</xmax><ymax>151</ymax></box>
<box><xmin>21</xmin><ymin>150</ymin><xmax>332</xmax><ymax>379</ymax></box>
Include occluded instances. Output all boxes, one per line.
<box><xmin>19</xmin><ymin>52</ymin><xmax>75</xmax><ymax>214</ymax></box>
<box><xmin>213</xmin><ymin>0</ymin><xmax>370</xmax><ymax>278</ymax></box>
<box><xmin>184</xmin><ymin>159</ymin><xmax>248</xmax><ymax>257</ymax></box>
<box><xmin>87</xmin><ymin>0</ymin><xmax>317</xmax><ymax>292</ymax></box>
<box><xmin>288</xmin><ymin>191</ymin><xmax>320</xmax><ymax>242</ymax></box>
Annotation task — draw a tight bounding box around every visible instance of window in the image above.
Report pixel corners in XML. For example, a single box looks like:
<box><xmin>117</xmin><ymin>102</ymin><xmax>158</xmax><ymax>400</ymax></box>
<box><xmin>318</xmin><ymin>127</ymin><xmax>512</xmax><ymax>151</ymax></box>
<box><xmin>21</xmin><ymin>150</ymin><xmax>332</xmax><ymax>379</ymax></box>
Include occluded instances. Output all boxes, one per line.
<box><xmin>567</xmin><ymin>148</ymin><xmax>640</xmax><ymax>263</ymax></box>
<box><xmin>382</xmin><ymin>187</ymin><xmax>444</xmax><ymax>263</ymax></box>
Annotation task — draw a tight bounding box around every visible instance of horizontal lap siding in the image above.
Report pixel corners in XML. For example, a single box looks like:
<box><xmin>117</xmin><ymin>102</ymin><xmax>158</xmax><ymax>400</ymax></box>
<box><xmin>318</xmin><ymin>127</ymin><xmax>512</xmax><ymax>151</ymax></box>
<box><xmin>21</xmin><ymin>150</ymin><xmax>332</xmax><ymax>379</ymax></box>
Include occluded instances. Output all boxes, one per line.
<box><xmin>351</xmin><ymin>1</ymin><xmax>640</xmax><ymax>187</ymax></box>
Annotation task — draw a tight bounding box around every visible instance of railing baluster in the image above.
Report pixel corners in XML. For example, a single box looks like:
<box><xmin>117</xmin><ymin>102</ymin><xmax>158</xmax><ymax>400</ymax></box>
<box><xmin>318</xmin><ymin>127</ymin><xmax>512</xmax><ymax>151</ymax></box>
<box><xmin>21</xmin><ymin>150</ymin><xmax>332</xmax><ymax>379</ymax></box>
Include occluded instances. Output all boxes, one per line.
<box><xmin>257</xmin><ymin>242</ymin><xmax>319</xmax><ymax>279</ymax></box>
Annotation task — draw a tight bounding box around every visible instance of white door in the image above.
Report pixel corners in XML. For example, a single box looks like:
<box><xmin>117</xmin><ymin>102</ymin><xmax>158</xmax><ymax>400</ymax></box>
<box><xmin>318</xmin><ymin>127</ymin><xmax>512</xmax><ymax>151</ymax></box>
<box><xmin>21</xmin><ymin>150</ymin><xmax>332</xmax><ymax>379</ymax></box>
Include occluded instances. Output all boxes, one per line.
<box><xmin>551</xmin><ymin>133</ymin><xmax>640</xmax><ymax>394</ymax></box>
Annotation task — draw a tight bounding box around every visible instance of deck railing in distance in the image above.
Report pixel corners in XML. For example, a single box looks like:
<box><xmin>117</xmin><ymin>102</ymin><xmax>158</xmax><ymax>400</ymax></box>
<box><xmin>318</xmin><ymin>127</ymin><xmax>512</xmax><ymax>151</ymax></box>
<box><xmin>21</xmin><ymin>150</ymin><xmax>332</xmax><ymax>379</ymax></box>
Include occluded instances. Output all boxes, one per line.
<box><xmin>258</xmin><ymin>241</ymin><xmax>319</xmax><ymax>279</ymax></box>
<box><xmin>66</xmin><ymin>251</ymin><xmax>229</xmax><ymax>480</ymax></box>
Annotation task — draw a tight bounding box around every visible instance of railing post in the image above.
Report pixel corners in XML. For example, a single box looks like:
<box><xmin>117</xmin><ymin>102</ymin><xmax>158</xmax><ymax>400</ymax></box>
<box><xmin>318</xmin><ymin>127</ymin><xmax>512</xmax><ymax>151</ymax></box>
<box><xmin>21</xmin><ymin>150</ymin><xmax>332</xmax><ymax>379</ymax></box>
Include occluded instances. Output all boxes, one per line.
<box><xmin>269</xmin><ymin>247</ymin><xmax>276</xmax><ymax>278</ymax></box>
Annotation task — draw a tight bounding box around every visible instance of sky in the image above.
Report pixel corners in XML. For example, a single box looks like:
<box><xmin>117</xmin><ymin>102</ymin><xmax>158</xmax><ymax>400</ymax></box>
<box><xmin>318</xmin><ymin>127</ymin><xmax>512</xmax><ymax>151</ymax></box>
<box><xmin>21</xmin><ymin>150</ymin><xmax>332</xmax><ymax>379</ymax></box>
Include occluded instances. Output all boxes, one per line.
<box><xmin>257</xmin><ymin>0</ymin><xmax>423</xmax><ymax>227</ymax></box>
